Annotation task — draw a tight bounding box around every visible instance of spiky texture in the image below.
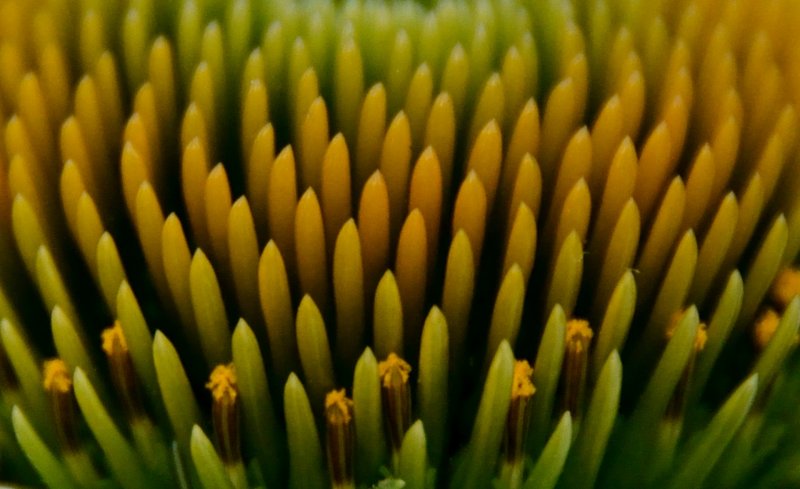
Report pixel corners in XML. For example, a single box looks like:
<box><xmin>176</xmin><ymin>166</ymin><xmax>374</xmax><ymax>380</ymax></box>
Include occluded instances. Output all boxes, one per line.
<box><xmin>0</xmin><ymin>0</ymin><xmax>799</xmax><ymax>488</ymax></box>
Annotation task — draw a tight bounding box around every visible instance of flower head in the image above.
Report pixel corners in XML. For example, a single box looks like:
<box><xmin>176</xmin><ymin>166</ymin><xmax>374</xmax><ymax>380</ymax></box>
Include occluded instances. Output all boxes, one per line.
<box><xmin>0</xmin><ymin>0</ymin><xmax>799</xmax><ymax>488</ymax></box>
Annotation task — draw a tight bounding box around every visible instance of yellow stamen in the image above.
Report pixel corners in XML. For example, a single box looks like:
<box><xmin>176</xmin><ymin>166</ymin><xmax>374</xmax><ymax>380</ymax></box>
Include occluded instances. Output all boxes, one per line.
<box><xmin>206</xmin><ymin>364</ymin><xmax>242</xmax><ymax>465</ymax></box>
<box><xmin>504</xmin><ymin>360</ymin><xmax>536</xmax><ymax>466</ymax></box>
<box><xmin>379</xmin><ymin>353</ymin><xmax>412</xmax><ymax>388</ymax></box>
<box><xmin>325</xmin><ymin>389</ymin><xmax>355</xmax><ymax>488</ymax></box>
<box><xmin>102</xmin><ymin>322</ymin><xmax>144</xmax><ymax>419</ymax></box>
<box><xmin>101</xmin><ymin>322</ymin><xmax>128</xmax><ymax>356</ymax></box>
<box><xmin>43</xmin><ymin>358</ymin><xmax>71</xmax><ymax>394</ymax></box>
<box><xmin>325</xmin><ymin>389</ymin><xmax>354</xmax><ymax>425</ymax></box>
<box><xmin>561</xmin><ymin>319</ymin><xmax>593</xmax><ymax>418</ymax></box>
<box><xmin>566</xmin><ymin>319</ymin><xmax>594</xmax><ymax>354</ymax></box>
<box><xmin>770</xmin><ymin>268</ymin><xmax>800</xmax><ymax>311</ymax></box>
<box><xmin>666</xmin><ymin>323</ymin><xmax>708</xmax><ymax>421</ymax></box>
<box><xmin>694</xmin><ymin>326</ymin><xmax>708</xmax><ymax>352</ymax></box>
<box><xmin>378</xmin><ymin>353</ymin><xmax>412</xmax><ymax>454</ymax></box>
<box><xmin>43</xmin><ymin>358</ymin><xmax>79</xmax><ymax>452</ymax></box>
<box><xmin>754</xmin><ymin>309</ymin><xmax>780</xmax><ymax>351</ymax></box>
<box><xmin>512</xmin><ymin>360</ymin><xmax>535</xmax><ymax>400</ymax></box>
<box><xmin>206</xmin><ymin>363</ymin><xmax>238</xmax><ymax>405</ymax></box>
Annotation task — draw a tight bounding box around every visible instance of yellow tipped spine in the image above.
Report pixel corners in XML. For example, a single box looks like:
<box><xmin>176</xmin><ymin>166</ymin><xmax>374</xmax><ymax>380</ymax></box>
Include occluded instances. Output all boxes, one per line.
<box><xmin>370</xmin><ymin>269</ymin><xmax>403</xmax><ymax>361</ymax></box>
<box><xmin>321</xmin><ymin>134</ymin><xmax>352</xmax><ymax>257</ymax></box>
<box><xmin>452</xmin><ymin>172</ymin><xmax>487</xmax><ymax>267</ymax></box>
<box><xmin>296</xmin><ymin>295</ymin><xmax>335</xmax><ymax>412</ymax></box>
<box><xmin>333</xmin><ymin>220</ymin><xmax>365</xmax><ymax>371</ymax></box>
<box><xmin>299</xmin><ymin>97</ymin><xmax>329</xmax><ymax>192</ymax></box>
<box><xmin>295</xmin><ymin>188</ymin><xmax>329</xmax><ymax>314</ymax></box>
<box><xmin>269</xmin><ymin>147</ymin><xmax>298</xmax><ymax>274</ymax></box>
<box><xmin>258</xmin><ymin>241</ymin><xmax>298</xmax><ymax>381</ymax></box>
<box><xmin>228</xmin><ymin>197</ymin><xmax>261</xmax><ymax>328</ymax></box>
<box><xmin>355</xmin><ymin>84</ymin><xmax>387</xmax><ymax>192</ymax></box>
<box><xmin>395</xmin><ymin>210</ymin><xmax>428</xmax><ymax>356</ymax></box>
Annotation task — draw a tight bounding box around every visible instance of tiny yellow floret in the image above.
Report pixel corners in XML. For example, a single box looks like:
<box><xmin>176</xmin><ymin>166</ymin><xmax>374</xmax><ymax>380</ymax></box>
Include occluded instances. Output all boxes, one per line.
<box><xmin>325</xmin><ymin>388</ymin><xmax>354</xmax><ymax>425</ymax></box>
<box><xmin>206</xmin><ymin>363</ymin><xmax>238</xmax><ymax>403</ymax></box>
<box><xmin>511</xmin><ymin>360</ymin><xmax>535</xmax><ymax>399</ymax></box>
<box><xmin>43</xmin><ymin>358</ymin><xmax>71</xmax><ymax>394</ymax></box>
<box><xmin>770</xmin><ymin>268</ymin><xmax>800</xmax><ymax>310</ymax></box>
<box><xmin>694</xmin><ymin>325</ymin><xmax>708</xmax><ymax>352</ymax></box>
<box><xmin>754</xmin><ymin>309</ymin><xmax>780</xmax><ymax>351</ymax></box>
<box><xmin>101</xmin><ymin>321</ymin><xmax>129</xmax><ymax>356</ymax></box>
<box><xmin>378</xmin><ymin>352</ymin><xmax>412</xmax><ymax>388</ymax></box>
<box><xmin>565</xmin><ymin>319</ymin><xmax>593</xmax><ymax>354</ymax></box>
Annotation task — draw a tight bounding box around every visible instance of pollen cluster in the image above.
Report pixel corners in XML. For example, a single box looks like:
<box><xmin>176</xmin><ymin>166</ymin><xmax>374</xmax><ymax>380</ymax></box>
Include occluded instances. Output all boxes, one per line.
<box><xmin>0</xmin><ymin>0</ymin><xmax>799</xmax><ymax>488</ymax></box>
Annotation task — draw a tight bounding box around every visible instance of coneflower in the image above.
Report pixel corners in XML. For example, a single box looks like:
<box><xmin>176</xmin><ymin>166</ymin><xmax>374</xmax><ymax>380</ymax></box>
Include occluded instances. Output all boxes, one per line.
<box><xmin>1</xmin><ymin>0</ymin><xmax>800</xmax><ymax>488</ymax></box>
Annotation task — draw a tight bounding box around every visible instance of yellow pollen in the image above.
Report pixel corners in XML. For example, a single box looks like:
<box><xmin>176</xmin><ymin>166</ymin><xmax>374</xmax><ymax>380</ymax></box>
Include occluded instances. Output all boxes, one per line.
<box><xmin>325</xmin><ymin>389</ymin><xmax>354</xmax><ymax>425</ymax></box>
<box><xmin>565</xmin><ymin>319</ymin><xmax>593</xmax><ymax>353</ymax></box>
<box><xmin>666</xmin><ymin>314</ymin><xmax>708</xmax><ymax>352</ymax></box>
<box><xmin>206</xmin><ymin>364</ymin><xmax>238</xmax><ymax>403</ymax></box>
<box><xmin>43</xmin><ymin>359</ymin><xmax>71</xmax><ymax>394</ymax></box>
<box><xmin>101</xmin><ymin>321</ymin><xmax>129</xmax><ymax>356</ymax></box>
<box><xmin>512</xmin><ymin>360</ymin><xmax>535</xmax><ymax>399</ymax></box>
<box><xmin>378</xmin><ymin>353</ymin><xmax>411</xmax><ymax>388</ymax></box>
<box><xmin>770</xmin><ymin>268</ymin><xmax>800</xmax><ymax>310</ymax></box>
<box><xmin>694</xmin><ymin>324</ymin><xmax>708</xmax><ymax>352</ymax></box>
<box><xmin>665</xmin><ymin>309</ymin><xmax>685</xmax><ymax>339</ymax></box>
<box><xmin>754</xmin><ymin>309</ymin><xmax>780</xmax><ymax>350</ymax></box>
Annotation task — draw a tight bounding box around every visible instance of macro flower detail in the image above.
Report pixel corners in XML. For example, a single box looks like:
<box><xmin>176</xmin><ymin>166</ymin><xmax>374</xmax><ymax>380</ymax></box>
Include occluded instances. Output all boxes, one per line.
<box><xmin>0</xmin><ymin>0</ymin><xmax>800</xmax><ymax>488</ymax></box>
<box><xmin>325</xmin><ymin>389</ymin><xmax>356</xmax><ymax>489</ymax></box>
